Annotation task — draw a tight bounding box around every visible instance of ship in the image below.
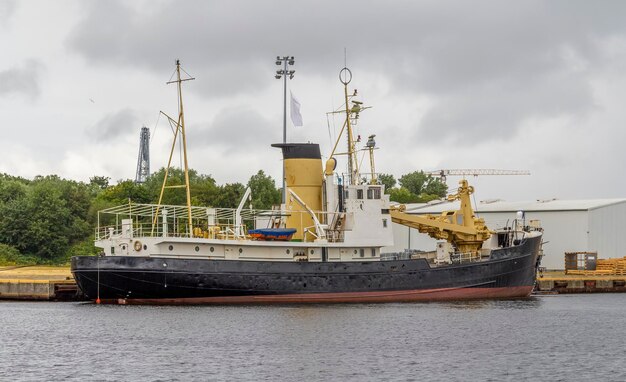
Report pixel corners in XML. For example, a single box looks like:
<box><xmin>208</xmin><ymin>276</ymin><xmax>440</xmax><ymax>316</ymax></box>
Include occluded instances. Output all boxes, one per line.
<box><xmin>71</xmin><ymin>62</ymin><xmax>543</xmax><ymax>304</ymax></box>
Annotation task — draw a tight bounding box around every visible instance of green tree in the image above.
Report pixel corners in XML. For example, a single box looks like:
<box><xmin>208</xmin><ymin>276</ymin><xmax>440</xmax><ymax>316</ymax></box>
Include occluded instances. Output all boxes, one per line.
<box><xmin>399</xmin><ymin>171</ymin><xmax>447</xmax><ymax>199</ymax></box>
<box><xmin>399</xmin><ymin>171</ymin><xmax>429</xmax><ymax>195</ymax></box>
<box><xmin>89</xmin><ymin>176</ymin><xmax>110</xmax><ymax>190</ymax></box>
<box><xmin>423</xmin><ymin>180</ymin><xmax>448</xmax><ymax>199</ymax></box>
<box><xmin>0</xmin><ymin>197</ymin><xmax>30</xmax><ymax>250</ymax></box>
<box><xmin>26</xmin><ymin>179</ymin><xmax>76</xmax><ymax>260</ymax></box>
<box><xmin>388</xmin><ymin>187</ymin><xmax>421</xmax><ymax>203</ymax></box>
<box><xmin>0</xmin><ymin>179</ymin><xmax>29</xmax><ymax>204</ymax></box>
<box><xmin>247</xmin><ymin>170</ymin><xmax>280</xmax><ymax>210</ymax></box>
<box><xmin>213</xmin><ymin>183</ymin><xmax>245</xmax><ymax>208</ymax></box>
<box><xmin>99</xmin><ymin>180</ymin><xmax>151</xmax><ymax>204</ymax></box>
<box><xmin>378</xmin><ymin>173</ymin><xmax>396</xmax><ymax>194</ymax></box>
<box><xmin>142</xmin><ymin>167</ymin><xmax>218</xmax><ymax>206</ymax></box>
<box><xmin>191</xmin><ymin>174</ymin><xmax>219</xmax><ymax>207</ymax></box>
<box><xmin>0</xmin><ymin>243</ymin><xmax>36</xmax><ymax>266</ymax></box>
<box><xmin>0</xmin><ymin>176</ymin><xmax>93</xmax><ymax>263</ymax></box>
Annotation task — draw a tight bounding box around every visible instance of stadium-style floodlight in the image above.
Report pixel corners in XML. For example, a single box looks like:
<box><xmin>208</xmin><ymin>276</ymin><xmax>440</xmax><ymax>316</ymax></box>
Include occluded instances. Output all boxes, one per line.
<box><xmin>274</xmin><ymin>55</ymin><xmax>296</xmax><ymax>203</ymax></box>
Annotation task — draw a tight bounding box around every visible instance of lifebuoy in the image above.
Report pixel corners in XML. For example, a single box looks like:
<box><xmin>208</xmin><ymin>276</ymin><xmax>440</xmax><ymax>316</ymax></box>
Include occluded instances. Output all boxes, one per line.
<box><xmin>134</xmin><ymin>241</ymin><xmax>142</xmax><ymax>251</ymax></box>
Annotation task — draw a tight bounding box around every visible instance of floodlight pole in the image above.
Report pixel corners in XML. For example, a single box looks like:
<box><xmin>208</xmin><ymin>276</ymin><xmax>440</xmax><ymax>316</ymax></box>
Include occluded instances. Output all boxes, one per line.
<box><xmin>275</xmin><ymin>56</ymin><xmax>295</xmax><ymax>203</ymax></box>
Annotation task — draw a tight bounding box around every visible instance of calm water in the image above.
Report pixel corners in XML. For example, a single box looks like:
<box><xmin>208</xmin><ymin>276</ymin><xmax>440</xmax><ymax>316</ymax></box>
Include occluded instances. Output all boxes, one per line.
<box><xmin>1</xmin><ymin>295</ymin><xmax>626</xmax><ymax>381</ymax></box>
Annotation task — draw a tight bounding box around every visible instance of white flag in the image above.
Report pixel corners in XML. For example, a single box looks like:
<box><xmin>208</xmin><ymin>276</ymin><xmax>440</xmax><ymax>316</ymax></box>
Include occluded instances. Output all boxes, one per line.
<box><xmin>290</xmin><ymin>91</ymin><xmax>303</xmax><ymax>127</ymax></box>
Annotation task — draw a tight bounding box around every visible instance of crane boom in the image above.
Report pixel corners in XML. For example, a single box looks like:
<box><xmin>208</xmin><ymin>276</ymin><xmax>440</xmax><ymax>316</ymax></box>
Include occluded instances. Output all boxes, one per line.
<box><xmin>427</xmin><ymin>169</ymin><xmax>529</xmax><ymax>177</ymax></box>
<box><xmin>390</xmin><ymin>179</ymin><xmax>492</xmax><ymax>255</ymax></box>
<box><xmin>426</xmin><ymin>169</ymin><xmax>530</xmax><ymax>182</ymax></box>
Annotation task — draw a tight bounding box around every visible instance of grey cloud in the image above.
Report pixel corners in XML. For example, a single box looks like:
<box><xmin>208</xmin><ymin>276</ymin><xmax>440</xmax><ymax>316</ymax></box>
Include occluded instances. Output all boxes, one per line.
<box><xmin>66</xmin><ymin>0</ymin><xmax>626</xmax><ymax>141</ymax></box>
<box><xmin>66</xmin><ymin>1</ymin><xmax>626</xmax><ymax>85</ymax></box>
<box><xmin>187</xmin><ymin>105</ymin><xmax>278</xmax><ymax>153</ymax></box>
<box><xmin>89</xmin><ymin>108</ymin><xmax>139</xmax><ymax>141</ymax></box>
<box><xmin>417</xmin><ymin>69</ymin><xmax>594</xmax><ymax>143</ymax></box>
<box><xmin>0</xmin><ymin>0</ymin><xmax>16</xmax><ymax>25</ymax></box>
<box><xmin>0</xmin><ymin>59</ymin><xmax>43</xmax><ymax>99</ymax></box>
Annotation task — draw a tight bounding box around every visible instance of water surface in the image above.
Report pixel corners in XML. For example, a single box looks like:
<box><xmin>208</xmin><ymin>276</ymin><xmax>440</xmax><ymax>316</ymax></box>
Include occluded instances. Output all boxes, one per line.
<box><xmin>2</xmin><ymin>295</ymin><xmax>625</xmax><ymax>381</ymax></box>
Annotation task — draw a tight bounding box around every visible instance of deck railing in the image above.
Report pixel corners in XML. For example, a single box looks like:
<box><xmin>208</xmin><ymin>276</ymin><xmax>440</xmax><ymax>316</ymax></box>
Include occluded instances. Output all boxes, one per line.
<box><xmin>95</xmin><ymin>202</ymin><xmax>347</xmax><ymax>242</ymax></box>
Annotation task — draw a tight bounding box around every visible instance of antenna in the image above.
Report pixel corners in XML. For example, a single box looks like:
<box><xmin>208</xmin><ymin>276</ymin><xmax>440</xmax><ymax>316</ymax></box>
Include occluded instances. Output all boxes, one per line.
<box><xmin>135</xmin><ymin>127</ymin><xmax>150</xmax><ymax>183</ymax></box>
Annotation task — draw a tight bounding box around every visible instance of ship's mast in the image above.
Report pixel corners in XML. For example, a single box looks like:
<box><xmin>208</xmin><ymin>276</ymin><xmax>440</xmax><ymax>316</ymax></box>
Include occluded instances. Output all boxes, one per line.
<box><xmin>366</xmin><ymin>134</ymin><xmax>377</xmax><ymax>184</ymax></box>
<box><xmin>328</xmin><ymin>67</ymin><xmax>369</xmax><ymax>185</ymax></box>
<box><xmin>153</xmin><ymin>60</ymin><xmax>195</xmax><ymax>236</ymax></box>
<box><xmin>342</xmin><ymin>69</ymin><xmax>359</xmax><ymax>185</ymax></box>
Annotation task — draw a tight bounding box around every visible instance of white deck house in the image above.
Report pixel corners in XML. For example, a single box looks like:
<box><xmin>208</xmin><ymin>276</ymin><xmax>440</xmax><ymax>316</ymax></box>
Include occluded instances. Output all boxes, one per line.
<box><xmin>384</xmin><ymin>198</ymin><xmax>626</xmax><ymax>270</ymax></box>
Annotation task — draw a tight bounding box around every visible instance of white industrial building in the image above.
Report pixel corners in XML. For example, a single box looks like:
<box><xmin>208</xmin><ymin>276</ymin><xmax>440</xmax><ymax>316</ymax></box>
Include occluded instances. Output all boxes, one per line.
<box><xmin>383</xmin><ymin>198</ymin><xmax>626</xmax><ymax>270</ymax></box>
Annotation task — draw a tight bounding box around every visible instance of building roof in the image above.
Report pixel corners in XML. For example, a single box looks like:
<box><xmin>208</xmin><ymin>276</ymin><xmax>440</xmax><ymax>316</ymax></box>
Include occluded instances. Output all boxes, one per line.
<box><xmin>401</xmin><ymin>198</ymin><xmax>626</xmax><ymax>214</ymax></box>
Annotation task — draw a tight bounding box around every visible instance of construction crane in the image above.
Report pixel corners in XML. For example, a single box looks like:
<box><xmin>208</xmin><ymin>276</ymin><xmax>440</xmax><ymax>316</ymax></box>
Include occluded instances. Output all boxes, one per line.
<box><xmin>426</xmin><ymin>169</ymin><xmax>530</xmax><ymax>183</ymax></box>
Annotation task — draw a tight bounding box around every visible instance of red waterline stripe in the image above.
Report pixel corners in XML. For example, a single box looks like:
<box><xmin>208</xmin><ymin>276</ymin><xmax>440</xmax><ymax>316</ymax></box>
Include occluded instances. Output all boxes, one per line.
<box><xmin>100</xmin><ymin>286</ymin><xmax>534</xmax><ymax>305</ymax></box>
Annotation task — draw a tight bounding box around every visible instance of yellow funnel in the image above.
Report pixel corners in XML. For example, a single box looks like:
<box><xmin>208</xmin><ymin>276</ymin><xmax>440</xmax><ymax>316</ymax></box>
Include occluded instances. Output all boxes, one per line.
<box><xmin>272</xmin><ymin>143</ymin><xmax>323</xmax><ymax>241</ymax></box>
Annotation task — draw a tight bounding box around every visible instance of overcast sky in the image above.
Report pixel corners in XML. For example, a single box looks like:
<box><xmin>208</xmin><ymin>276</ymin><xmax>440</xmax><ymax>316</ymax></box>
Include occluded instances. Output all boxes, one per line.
<box><xmin>1</xmin><ymin>0</ymin><xmax>625</xmax><ymax>201</ymax></box>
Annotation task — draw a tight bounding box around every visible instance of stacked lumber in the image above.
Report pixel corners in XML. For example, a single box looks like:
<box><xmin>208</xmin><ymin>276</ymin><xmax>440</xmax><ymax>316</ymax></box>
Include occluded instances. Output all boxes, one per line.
<box><xmin>568</xmin><ymin>256</ymin><xmax>626</xmax><ymax>276</ymax></box>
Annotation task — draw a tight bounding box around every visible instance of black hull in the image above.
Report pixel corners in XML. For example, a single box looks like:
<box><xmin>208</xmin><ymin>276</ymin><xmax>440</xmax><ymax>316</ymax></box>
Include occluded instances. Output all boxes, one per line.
<box><xmin>71</xmin><ymin>235</ymin><xmax>541</xmax><ymax>304</ymax></box>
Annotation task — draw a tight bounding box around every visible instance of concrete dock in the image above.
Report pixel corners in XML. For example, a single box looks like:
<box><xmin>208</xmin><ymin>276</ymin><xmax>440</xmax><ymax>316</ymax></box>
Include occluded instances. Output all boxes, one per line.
<box><xmin>0</xmin><ymin>266</ymin><xmax>81</xmax><ymax>301</ymax></box>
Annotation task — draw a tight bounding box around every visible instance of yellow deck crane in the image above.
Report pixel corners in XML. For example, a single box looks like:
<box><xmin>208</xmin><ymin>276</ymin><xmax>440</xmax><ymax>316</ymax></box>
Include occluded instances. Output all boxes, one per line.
<box><xmin>390</xmin><ymin>169</ymin><xmax>529</xmax><ymax>255</ymax></box>
<box><xmin>390</xmin><ymin>179</ymin><xmax>492</xmax><ymax>255</ymax></box>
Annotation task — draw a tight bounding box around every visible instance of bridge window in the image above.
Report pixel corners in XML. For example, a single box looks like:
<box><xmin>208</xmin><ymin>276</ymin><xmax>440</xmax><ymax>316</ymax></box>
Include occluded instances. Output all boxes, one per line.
<box><xmin>368</xmin><ymin>187</ymin><xmax>381</xmax><ymax>199</ymax></box>
<box><xmin>357</xmin><ymin>189</ymin><xmax>363</xmax><ymax>199</ymax></box>
<box><xmin>382</xmin><ymin>219</ymin><xmax>388</xmax><ymax>228</ymax></box>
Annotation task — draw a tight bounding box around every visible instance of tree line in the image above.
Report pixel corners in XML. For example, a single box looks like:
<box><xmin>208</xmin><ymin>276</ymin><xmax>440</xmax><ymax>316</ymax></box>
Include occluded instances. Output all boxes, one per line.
<box><xmin>0</xmin><ymin>169</ymin><xmax>446</xmax><ymax>265</ymax></box>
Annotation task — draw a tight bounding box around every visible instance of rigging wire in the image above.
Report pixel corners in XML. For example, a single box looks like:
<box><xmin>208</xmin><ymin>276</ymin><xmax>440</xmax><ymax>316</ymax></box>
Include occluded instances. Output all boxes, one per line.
<box><xmin>150</xmin><ymin>112</ymin><xmax>162</xmax><ymax>144</ymax></box>
<box><xmin>472</xmin><ymin>190</ymin><xmax>479</xmax><ymax>218</ymax></box>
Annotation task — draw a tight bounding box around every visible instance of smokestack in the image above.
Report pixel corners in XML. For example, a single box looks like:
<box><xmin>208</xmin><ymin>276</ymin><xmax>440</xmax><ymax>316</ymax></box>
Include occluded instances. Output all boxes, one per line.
<box><xmin>272</xmin><ymin>143</ymin><xmax>323</xmax><ymax>241</ymax></box>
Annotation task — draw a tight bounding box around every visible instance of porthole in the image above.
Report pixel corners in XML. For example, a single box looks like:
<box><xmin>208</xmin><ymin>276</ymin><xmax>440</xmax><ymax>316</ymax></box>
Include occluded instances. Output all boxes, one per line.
<box><xmin>210</xmin><ymin>247</ymin><xmax>214</xmax><ymax>252</ymax></box>
<box><xmin>122</xmin><ymin>245</ymin><xmax>126</xmax><ymax>250</ymax></box>
<box><xmin>286</xmin><ymin>249</ymin><xmax>291</xmax><ymax>254</ymax></box>
<box><xmin>354</xmin><ymin>249</ymin><xmax>358</xmax><ymax>254</ymax></box>
<box><xmin>168</xmin><ymin>245</ymin><xmax>173</xmax><ymax>251</ymax></box>
<box><xmin>239</xmin><ymin>248</ymin><xmax>243</xmax><ymax>253</ymax></box>
<box><xmin>310</xmin><ymin>250</ymin><xmax>314</xmax><ymax>255</ymax></box>
<box><xmin>195</xmin><ymin>246</ymin><xmax>200</xmax><ymax>252</ymax></box>
<box><xmin>143</xmin><ymin>244</ymin><xmax>147</xmax><ymax>250</ymax></box>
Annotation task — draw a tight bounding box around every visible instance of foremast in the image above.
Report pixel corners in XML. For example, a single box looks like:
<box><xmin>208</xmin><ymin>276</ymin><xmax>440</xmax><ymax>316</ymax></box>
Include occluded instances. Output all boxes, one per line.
<box><xmin>152</xmin><ymin>60</ymin><xmax>196</xmax><ymax>236</ymax></box>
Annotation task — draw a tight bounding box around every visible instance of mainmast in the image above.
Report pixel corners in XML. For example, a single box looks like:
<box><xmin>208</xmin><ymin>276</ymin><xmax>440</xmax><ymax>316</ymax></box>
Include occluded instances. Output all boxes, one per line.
<box><xmin>328</xmin><ymin>67</ymin><xmax>370</xmax><ymax>185</ymax></box>
<box><xmin>152</xmin><ymin>60</ymin><xmax>195</xmax><ymax>236</ymax></box>
<box><xmin>342</xmin><ymin>69</ymin><xmax>359</xmax><ymax>185</ymax></box>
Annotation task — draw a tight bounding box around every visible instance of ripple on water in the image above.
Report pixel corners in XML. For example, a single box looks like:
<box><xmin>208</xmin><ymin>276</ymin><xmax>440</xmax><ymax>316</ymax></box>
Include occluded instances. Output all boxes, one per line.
<box><xmin>1</xmin><ymin>295</ymin><xmax>626</xmax><ymax>381</ymax></box>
